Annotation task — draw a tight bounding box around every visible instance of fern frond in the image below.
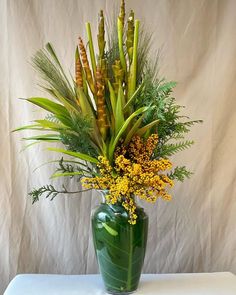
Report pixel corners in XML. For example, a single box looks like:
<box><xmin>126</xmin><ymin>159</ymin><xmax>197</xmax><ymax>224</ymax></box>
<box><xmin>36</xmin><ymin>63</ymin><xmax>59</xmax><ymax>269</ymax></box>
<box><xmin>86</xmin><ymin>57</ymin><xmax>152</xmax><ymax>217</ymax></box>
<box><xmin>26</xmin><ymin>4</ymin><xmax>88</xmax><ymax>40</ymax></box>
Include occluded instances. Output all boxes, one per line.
<box><xmin>157</xmin><ymin>81</ymin><xmax>177</xmax><ymax>95</ymax></box>
<box><xmin>157</xmin><ymin>140</ymin><xmax>194</xmax><ymax>157</ymax></box>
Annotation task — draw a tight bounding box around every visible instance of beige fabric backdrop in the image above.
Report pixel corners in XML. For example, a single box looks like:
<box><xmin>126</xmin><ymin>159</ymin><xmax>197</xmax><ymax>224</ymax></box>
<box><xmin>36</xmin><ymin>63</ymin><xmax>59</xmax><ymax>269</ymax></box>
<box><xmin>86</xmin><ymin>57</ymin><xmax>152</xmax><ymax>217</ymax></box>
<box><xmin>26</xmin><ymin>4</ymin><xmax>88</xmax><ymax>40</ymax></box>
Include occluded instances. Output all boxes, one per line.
<box><xmin>0</xmin><ymin>0</ymin><xmax>236</xmax><ymax>293</ymax></box>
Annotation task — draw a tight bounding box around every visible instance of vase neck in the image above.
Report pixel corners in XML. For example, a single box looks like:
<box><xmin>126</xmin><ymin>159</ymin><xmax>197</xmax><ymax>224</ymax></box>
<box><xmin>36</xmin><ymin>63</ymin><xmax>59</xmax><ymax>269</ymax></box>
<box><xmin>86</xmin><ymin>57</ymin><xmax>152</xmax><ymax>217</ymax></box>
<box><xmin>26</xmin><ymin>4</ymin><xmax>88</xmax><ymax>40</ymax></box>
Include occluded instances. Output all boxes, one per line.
<box><xmin>97</xmin><ymin>190</ymin><xmax>137</xmax><ymax>207</ymax></box>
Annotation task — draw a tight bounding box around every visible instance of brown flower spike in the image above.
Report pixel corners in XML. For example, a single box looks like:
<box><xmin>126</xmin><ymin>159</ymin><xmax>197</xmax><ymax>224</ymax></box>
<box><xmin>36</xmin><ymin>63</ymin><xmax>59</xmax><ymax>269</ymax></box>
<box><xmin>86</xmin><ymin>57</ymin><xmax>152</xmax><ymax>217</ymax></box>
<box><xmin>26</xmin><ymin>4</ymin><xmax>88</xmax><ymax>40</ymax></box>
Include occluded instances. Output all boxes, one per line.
<box><xmin>96</xmin><ymin>67</ymin><xmax>108</xmax><ymax>139</ymax></box>
<box><xmin>75</xmin><ymin>51</ymin><xmax>83</xmax><ymax>89</ymax></box>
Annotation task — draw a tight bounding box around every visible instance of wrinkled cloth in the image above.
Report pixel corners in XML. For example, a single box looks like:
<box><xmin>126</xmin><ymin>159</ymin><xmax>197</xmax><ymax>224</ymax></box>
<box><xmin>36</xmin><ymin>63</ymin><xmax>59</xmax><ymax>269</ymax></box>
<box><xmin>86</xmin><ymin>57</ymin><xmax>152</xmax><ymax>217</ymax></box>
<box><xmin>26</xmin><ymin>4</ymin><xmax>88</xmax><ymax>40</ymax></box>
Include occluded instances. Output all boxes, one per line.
<box><xmin>4</xmin><ymin>273</ymin><xmax>236</xmax><ymax>295</ymax></box>
<box><xmin>0</xmin><ymin>0</ymin><xmax>236</xmax><ymax>294</ymax></box>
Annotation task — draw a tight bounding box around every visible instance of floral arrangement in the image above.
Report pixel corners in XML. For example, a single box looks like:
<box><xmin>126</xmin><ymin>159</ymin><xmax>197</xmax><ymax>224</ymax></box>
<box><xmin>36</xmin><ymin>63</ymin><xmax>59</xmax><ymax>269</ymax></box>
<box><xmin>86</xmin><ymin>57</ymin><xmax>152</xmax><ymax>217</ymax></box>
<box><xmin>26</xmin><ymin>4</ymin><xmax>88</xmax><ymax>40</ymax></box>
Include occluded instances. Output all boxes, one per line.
<box><xmin>16</xmin><ymin>0</ymin><xmax>201</xmax><ymax>224</ymax></box>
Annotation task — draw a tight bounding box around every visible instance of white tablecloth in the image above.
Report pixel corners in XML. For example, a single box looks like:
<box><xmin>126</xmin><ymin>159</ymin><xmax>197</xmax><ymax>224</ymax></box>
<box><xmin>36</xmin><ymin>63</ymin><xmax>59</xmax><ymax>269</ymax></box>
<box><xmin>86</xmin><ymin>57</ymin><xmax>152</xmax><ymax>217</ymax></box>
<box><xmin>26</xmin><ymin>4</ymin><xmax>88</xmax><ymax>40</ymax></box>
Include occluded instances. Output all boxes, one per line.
<box><xmin>4</xmin><ymin>273</ymin><xmax>236</xmax><ymax>295</ymax></box>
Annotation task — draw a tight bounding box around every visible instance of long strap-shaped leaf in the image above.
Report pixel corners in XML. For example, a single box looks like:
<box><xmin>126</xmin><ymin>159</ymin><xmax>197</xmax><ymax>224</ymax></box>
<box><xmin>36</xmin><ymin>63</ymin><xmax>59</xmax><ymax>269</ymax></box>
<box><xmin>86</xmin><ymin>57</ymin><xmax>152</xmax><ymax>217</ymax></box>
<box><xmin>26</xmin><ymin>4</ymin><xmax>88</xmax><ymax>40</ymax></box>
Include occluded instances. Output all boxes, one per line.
<box><xmin>124</xmin><ymin>113</ymin><xmax>145</xmax><ymax>145</ymax></box>
<box><xmin>108</xmin><ymin>106</ymin><xmax>148</xmax><ymax>161</ymax></box>
<box><xmin>76</xmin><ymin>88</ymin><xmax>95</xmax><ymax>118</ymax></box>
<box><xmin>108</xmin><ymin>81</ymin><xmax>116</xmax><ymax>117</ymax></box>
<box><xmin>27</xmin><ymin>97</ymin><xmax>69</xmax><ymax>116</ymax></box>
<box><xmin>35</xmin><ymin>120</ymin><xmax>66</xmax><ymax>130</ymax></box>
<box><xmin>86</xmin><ymin>23</ymin><xmax>97</xmax><ymax>77</ymax></box>
<box><xmin>50</xmin><ymin>89</ymin><xmax>79</xmax><ymax>113</ymax></box>
<box><xmin>12</xmin><ymin>124</ymin><xmax>45</xmax><ymax>132</ymax></box>
<box><xmin>123</xmin><ymin>82</ymin><xmax>144</xmax><ymax>112</ymax></box>
<box><xmin>115</xmin><ymin>83</ymin><xmax>125</xmax><ymax>134</ymax></box>
<box><xmin>50</xmin><ymin>171</ymin><xmax>84</xmax><ymax>179</ymax></box>
<box><xmin>23</xmin><ymin>134</ymin><xmax>60</xmax><ymax>141</ymax></box>
<box><xmin>26</xmin><ymin>97</ymin><xmax>72</xmax><ymax>126</ymax></box>
<box><xmin>47</xmin><ymin>147</ymin><xmax>98</xmax><ymax>164</ymax></box>
<box><xmin>76</xmin><ymin>87</ymin><xmax>105</xmax><ymax>153</ymax></box>
<box><xmin>136</xmin><ymin>119</ymin><xmax>159</xmax><ymax>137</ymax></box>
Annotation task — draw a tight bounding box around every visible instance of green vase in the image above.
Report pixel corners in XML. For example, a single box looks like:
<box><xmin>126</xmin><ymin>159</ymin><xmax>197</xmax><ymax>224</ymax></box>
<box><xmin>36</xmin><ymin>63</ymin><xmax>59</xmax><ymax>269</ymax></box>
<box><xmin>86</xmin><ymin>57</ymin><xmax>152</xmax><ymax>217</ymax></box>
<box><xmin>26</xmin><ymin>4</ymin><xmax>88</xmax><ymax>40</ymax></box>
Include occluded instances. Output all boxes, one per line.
<box><xmin>91</xmin><ymin>201</ymin><xmax>148</xmax><ymax>294</ymax></box>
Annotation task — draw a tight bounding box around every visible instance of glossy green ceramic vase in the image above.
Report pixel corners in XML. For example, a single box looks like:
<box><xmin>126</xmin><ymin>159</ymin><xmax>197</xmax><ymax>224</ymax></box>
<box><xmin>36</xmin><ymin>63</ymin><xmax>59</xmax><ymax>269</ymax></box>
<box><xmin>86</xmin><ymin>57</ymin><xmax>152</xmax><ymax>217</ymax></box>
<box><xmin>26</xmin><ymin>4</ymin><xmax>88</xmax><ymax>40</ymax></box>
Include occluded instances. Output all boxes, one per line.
<box><xmin>92</xmin><ymin>202</ymin><xmax>148</xmax><ymax>294</ymax></box>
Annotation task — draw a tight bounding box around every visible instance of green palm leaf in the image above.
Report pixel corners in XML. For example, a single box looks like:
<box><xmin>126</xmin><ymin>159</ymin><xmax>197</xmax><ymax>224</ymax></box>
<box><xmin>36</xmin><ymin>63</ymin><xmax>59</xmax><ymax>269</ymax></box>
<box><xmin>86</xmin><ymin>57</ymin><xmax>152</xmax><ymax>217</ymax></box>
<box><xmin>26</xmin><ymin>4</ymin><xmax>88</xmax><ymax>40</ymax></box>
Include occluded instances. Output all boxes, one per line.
<box><xmin>23</xmin><ymin>134</ymin><xmax>60</xmax><ymax>141</ymax></box>
<box><xmin>26</xmin><ymin>97</ymin><xmax>69</xmax><ymax>116</ymax></box>
<box><xmin>32</xmin><ymin>46</ymin><xmax>75</xmax><ymax>101</ymax></box>
<box><xmin>35</xmin><ymin>119</ymin><xmax>66</xmax><ymax>130</ymax></box>
<box><xmin>47</xmin><ymin>147</ymin><xmax>99</xmax><ymax>164</ymax></box>
<box><xmin>45</xmin><ymin>43</ymin><xmax>72</xmax><ymax>89</ymax></box>
<box><xmin>50</xmin><ymin>89</ymin><xmax>79</xmax><ymax>112</ymax></box>
<box><xmin>13</xmin><ymin>124</ymin><xmax>45</xmax><ymax>132</ymax></box>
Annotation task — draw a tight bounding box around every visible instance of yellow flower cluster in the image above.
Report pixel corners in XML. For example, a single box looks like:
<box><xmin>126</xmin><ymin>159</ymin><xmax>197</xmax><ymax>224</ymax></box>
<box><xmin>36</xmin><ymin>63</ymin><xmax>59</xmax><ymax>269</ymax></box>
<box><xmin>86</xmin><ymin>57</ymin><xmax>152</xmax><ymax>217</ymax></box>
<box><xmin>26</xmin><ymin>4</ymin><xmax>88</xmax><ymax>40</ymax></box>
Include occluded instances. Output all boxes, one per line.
<box><xmin>82</xmin><ymin>134</ymin><xmax>174</xmax><ymax>224</ymax></box>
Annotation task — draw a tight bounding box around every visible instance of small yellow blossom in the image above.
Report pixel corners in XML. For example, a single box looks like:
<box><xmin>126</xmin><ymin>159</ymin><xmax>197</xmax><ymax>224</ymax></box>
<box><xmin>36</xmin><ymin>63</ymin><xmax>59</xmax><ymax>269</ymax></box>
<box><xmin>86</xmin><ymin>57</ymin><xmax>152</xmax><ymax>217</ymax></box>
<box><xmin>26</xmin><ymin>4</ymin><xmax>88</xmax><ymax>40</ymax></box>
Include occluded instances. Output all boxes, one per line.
<box><xmin>82</xmin><ymin>134</ymin><xmax>174</xmax><ymax>224</ymax></box>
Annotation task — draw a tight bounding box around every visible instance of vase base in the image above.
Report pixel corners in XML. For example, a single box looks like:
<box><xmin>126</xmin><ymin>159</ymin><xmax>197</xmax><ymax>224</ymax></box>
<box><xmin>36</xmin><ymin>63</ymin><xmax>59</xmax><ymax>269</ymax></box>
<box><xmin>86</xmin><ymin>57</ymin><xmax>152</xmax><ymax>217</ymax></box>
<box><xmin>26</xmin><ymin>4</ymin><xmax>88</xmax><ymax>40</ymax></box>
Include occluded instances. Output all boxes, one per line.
<box><xmin>106</xmin><ymin>289</ymin><xmax>137</xmax><ymax>295</ymax></box>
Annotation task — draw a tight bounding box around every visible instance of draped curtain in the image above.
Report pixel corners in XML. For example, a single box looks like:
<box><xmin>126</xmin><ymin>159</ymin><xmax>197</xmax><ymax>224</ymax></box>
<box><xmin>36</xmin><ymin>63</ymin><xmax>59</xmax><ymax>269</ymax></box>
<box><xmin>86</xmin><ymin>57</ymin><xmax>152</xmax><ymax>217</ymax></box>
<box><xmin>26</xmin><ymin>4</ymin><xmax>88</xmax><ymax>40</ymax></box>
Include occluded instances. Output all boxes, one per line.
<box><xmin>0</xmin><ymin>0</ymin><xmax>236</xmax><ymax>293</ymax></box>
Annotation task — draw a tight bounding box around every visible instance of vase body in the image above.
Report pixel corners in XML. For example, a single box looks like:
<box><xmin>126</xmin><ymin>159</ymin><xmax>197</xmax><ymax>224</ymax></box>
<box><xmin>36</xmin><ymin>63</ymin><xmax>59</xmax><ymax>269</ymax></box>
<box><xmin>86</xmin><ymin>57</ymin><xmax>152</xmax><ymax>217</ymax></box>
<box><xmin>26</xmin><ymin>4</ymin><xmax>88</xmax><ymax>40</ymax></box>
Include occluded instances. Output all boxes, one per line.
<box><xmin>91</xmin><ymin>202</ymin><xmax>148</xmax><ymax>294</ymax></box>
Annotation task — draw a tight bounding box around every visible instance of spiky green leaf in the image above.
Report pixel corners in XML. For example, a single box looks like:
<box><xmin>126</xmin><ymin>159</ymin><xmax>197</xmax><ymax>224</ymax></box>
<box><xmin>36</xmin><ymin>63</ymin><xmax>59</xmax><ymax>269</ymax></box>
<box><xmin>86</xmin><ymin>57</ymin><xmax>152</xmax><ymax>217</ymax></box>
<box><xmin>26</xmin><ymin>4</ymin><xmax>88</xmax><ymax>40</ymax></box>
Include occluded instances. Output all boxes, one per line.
<box><xmin>47</xmin><ymin>147</ymin><xmax>99</xmax><ymax>164</ymax></box>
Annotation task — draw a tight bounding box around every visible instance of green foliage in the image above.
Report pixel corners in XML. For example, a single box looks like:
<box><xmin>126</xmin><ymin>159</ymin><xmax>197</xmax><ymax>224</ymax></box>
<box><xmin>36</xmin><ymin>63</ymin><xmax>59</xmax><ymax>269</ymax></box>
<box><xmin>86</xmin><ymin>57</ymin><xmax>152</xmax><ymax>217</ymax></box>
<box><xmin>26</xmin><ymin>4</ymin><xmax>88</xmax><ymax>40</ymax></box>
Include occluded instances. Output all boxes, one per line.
<box><xmin>106</xmin><ymin>16</ymin><xmax>120</xmax><ymax>82</ymax></box>
<box><xmin>59</xmin><ymin>115</ymin><xmax>98</xmax><ymax>157</ymax></box>
<box><xmin>135</xmin><ymin>77</ymin><xmax>202</xmax><ymax>163</ymax></box>
<box><xmin>108</xmin><ymin>106</ymin><xmax>148</xmax><ymax>161</ymax></box>
<box><xmin>56</xmin><ymin>157</ymin><xmax>75</xmax><ymax>174</ymax></box>
<box><xmin>136</xmin><ymin>29</ymin><xmax>153</xmax><ymax>83</ymax></box>
<box><xmin>32</xmin><ymin>44</ymin><xmax>76</xmax><ymax>103</ymax></box>
<box><xmin>29</xmin><ymin>184</ymin><xmax>90</xmax><ymax>204</ymax></box>
<box><xmin>16</xmin><ymin>2</ymin><xmax>202</xmax><ymax>191</ymax></box>
<box><xmin>168</xmin><ymin>166</ymin><xmax>193</xmax><ymax>182</ymax></box>
<box><xmin>157</xmin><ymin>140</ymin><xmax>194</xmax><ymax>158</ymax></box>
<box><xmin>106</xmin><ymin>19</ymin><xmax>152</xmax><ymax>86</ymax></box>
<box><xmin>29</xmin><ymin>185</ymin><xmax>59</xmax><ymax>203</ymax></box>
<box><xmin>47</xmin><ymin>147</ymin><xmax>99</xmax><ymax>164</ymax></box>
<box><xmin>51</xmin><ymin>157</ymin><xmax>95</xmax><ymax>179</ymax></box>
<box><xmin>137</xmin><ymin>79</ymin><xmax>177</xmax><ymax>127</ymax></box>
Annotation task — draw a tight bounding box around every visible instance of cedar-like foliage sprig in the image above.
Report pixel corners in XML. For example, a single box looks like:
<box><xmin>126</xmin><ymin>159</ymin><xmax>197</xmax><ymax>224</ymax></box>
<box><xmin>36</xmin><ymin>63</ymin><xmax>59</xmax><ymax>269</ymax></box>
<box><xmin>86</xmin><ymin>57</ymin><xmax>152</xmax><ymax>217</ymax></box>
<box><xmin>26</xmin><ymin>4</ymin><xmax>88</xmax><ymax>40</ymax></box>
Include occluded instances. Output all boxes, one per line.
<box><xmin>29</xmin><ymin>184</ymin><xmax>91</xmax><ymax>204</ymax></box>
<box><xmin>168</xmin><ymin>166</ymin><xmax>193</xmax><ymax>182</ymax></box>
<box><xmin>54</xmin><ymin>157</ymin><xmax>96</xmax><ymax>178</ymax></box>
<box><xmin>56</xmin><ymin>157</ymin><xmax>75</xmax><ymax>175</ymax></box>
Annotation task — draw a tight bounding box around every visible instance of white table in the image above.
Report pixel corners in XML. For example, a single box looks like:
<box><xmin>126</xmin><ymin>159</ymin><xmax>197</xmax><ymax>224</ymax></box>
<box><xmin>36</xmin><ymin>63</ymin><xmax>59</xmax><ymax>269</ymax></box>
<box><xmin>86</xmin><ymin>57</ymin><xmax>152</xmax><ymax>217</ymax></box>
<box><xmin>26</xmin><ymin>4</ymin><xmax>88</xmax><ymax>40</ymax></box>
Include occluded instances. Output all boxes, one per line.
<box><xmin>4</xmin><ymin>273</ymin><xmax>236</xmax><ymax>295</ymax></box>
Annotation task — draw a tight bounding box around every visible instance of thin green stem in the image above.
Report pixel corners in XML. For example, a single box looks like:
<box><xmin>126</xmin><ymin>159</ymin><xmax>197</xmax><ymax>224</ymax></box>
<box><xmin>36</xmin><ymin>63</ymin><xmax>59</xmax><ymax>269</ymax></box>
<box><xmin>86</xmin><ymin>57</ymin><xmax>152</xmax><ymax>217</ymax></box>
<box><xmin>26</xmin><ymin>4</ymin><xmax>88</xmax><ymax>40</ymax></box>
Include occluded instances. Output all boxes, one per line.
<box><xmin>128</xmin><ymin>20</ymin><xmax>140</xmax><ymax>98</ymax></box>
<box><xmin>57</xmin><ymin>188</ymin><xmax>91</xmax><ymax>194</ymax></box>
<box><xmin>117</xmin><ymin>18</ymin><xmax>127</xmax><ymax>74</ymax></box>
<box><xmin>86</xmin><ymin>22</ymin><xmax>97</xmax><ymax>77</ymax></box>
